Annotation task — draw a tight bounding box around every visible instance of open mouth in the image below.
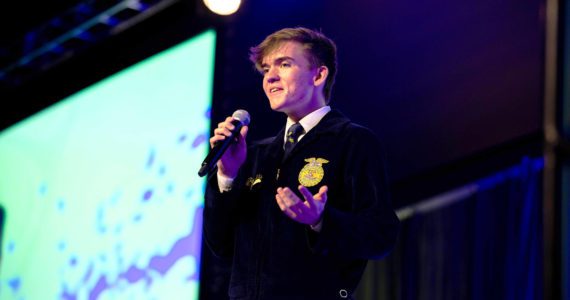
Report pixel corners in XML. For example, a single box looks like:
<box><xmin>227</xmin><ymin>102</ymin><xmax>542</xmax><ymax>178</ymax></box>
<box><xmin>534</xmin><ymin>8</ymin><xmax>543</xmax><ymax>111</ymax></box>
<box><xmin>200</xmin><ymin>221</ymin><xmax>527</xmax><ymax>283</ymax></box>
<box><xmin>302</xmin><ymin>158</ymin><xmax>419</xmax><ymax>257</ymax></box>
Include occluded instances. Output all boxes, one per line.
<box><xmin>269</xmin><ymin>87</ymin><xmax>283</xmax><ymax>93</ymax></box>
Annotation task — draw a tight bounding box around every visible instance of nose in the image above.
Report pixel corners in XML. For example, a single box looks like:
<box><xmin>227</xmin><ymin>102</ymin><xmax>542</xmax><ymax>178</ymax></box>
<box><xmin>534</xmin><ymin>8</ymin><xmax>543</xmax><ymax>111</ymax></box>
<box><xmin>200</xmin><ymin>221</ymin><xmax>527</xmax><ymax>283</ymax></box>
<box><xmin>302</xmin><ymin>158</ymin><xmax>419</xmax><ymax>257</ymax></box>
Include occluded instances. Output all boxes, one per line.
<box><xmin>265</xmin><ymin>67</ymin><xmax>279</xmax><ymax>83</ymax></box>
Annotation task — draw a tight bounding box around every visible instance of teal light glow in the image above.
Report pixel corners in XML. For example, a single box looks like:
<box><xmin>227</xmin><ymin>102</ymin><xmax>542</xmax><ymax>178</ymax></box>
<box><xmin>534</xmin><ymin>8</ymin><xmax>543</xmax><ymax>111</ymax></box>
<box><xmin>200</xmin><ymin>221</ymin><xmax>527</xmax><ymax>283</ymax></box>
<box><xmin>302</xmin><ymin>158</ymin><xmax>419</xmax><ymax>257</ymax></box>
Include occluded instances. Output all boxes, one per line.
<box><xmin>0</xmin><ymin>29</ymin><xmax>215</xmax><ymax>300</ymax></box>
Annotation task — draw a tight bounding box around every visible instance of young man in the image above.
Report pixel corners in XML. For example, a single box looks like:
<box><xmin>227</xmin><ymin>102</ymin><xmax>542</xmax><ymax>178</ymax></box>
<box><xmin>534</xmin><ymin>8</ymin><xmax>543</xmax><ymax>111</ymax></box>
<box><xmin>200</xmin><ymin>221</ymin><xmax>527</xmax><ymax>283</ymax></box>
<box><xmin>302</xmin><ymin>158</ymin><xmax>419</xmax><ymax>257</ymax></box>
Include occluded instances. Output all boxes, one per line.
<box><xmin>204</xmin><ymin>27</ymin><xmax>399</xmax><ymax>300</ymax></box>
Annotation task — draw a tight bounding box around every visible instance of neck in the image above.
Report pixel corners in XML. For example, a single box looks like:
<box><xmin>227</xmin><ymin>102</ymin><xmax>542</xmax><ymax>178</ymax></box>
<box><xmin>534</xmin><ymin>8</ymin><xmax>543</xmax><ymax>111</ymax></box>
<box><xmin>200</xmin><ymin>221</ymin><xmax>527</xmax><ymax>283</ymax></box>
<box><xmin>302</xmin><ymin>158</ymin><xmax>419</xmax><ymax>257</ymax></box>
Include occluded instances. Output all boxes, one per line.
<box><xmin>287</xmin><ymin>96</ymin><xmax>327</xmax><ymax>122</ymax></box>
<box><xmin>288</xmin><ymin>104</ymin><xmax>325</xmax><ymax>122</ymax></box>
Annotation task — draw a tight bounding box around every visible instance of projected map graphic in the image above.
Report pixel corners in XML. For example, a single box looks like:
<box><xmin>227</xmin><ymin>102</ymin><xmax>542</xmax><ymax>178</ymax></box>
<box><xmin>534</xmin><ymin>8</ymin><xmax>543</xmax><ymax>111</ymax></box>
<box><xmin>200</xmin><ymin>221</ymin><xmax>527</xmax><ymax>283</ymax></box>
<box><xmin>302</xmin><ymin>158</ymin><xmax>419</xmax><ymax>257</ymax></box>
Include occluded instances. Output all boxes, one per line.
<box><xmin>0</xmin><ymin>30</ymin><xmax>215</xmax><ymax>300</ymax></box>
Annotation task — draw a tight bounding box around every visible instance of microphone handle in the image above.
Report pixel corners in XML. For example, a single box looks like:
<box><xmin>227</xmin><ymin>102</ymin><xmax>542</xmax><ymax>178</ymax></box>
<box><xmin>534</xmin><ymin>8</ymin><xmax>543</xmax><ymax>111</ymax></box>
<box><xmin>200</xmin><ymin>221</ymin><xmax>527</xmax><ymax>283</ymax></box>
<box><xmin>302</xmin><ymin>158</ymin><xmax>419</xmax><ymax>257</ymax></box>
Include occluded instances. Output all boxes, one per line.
<box><xmin>198</xmin><ymin>119</ymin><xmax>243</xmax><ymax>177</ymax></box>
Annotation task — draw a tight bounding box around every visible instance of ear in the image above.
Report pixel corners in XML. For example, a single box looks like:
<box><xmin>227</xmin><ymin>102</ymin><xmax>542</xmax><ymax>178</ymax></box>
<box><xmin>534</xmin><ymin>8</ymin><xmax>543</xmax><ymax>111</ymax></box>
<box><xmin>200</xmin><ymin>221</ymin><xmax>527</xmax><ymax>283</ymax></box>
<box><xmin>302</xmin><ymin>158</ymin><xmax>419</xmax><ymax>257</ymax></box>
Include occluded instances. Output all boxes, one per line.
<box><xmin>313</xmin><ymin>66</ymin><xmax>329</xmax><ymax>87</ymax></box>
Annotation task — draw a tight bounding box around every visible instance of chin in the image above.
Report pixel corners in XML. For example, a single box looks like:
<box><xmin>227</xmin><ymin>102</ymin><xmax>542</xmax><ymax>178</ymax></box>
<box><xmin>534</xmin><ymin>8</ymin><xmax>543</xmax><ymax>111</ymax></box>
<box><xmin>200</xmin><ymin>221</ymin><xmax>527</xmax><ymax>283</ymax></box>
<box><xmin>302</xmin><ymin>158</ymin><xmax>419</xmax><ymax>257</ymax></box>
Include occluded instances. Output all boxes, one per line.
<box><xmin>269</xmin><ymin>100</ymin><xmax>284</xmax><ymax>111</ymax></box>
<box><xmin>270</xmin><ymin>106</ymin><xmax>285</xmax><ymax>113</ymax></box>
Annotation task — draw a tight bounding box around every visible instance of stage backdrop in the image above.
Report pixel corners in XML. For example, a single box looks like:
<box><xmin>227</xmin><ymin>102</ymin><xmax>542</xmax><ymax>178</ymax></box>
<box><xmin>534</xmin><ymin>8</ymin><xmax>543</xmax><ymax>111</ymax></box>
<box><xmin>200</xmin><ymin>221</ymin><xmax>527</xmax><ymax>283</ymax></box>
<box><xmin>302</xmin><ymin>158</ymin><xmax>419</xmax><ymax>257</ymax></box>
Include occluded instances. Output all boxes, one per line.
<box><xmin>0</xmin><ymin>29</ymin><xmax>215</xmax><ymax>300</ymax></box>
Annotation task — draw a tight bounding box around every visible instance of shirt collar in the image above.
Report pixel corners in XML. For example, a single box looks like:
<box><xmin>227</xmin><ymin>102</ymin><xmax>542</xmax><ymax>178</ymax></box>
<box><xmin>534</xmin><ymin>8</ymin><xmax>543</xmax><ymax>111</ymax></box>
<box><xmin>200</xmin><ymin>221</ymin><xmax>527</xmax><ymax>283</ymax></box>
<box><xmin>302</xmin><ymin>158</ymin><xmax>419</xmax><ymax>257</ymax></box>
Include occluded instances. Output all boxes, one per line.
<box><xmin>284</xmin><ymin>106</ymin><xmax>331</xmax><ymax>142</ymax></box>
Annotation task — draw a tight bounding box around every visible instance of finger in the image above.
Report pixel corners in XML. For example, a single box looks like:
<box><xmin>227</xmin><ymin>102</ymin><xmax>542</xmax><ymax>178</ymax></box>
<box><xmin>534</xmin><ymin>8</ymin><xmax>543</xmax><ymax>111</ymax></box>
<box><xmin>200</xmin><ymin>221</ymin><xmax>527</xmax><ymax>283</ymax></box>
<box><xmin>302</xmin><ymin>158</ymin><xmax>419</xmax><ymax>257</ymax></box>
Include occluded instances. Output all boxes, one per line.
<box><xmin>225</xmin><ymin>117</ymin><xmax>236</xmax><ymax>130</ymax></box>
<box><xmin>276</xmin><ymin>194</ymin><xmax>298</xmax><ymax>218</ymax></box>
<box><xmin>209</xmin><ymin>135</ymin><xmax>226</xmax><ymax>148</ymax></box>
<box><xmin>214</xmin><ymin>127</ymin><xmax>233</xmax><ymax>138</ymax></box>
<box><xmin>281</xmin><ymin>187</ymin><xmax>300</xmax><ymax>206</ymax></box>
<box><xmin>217</xmin><ymin>121</ymin><xmax>227</xmax><ymax>129</ymax></box>
<box><xmin>286</xmin><ymin>209</ymin><xmax>297</xmax><ymax>218</ymax></box>
<box><xmin>275</xmin><ymin>194</ymin><xmax>287</xmax><ymax>211</ymax></box>
<box><xmin>277</xmin><ymin>188</ymin><xmax>292</xmax><ymax>207</ymax></box>
<box><xmin>218</xmin><ymin>117</ymin><xmax>235</xmax><ymax>130</ymax></box>
<box><xmin>276</xmin><ymin>188</ymin><xmax>290</xmax><ymax>206</ymax></box>
<box><xmin>298</xmin><ymin>185</ymin><xmax>316</xmax><ymax>206</ymax></box>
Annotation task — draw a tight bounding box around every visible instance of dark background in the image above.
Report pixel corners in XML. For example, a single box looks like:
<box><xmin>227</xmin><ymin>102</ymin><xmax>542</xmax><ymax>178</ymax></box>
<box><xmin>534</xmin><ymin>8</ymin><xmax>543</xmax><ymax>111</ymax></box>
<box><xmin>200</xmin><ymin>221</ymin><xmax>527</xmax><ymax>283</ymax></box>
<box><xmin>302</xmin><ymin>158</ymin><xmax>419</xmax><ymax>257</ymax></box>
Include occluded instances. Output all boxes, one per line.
<box><xmin>0</xmin><ymin>0</ymin><xmax>545</xmax><ymax>199</ymax></box>
<box><xmin>212</xmin><ymin>0</ymin><xmax>544</xmax><ymax>182</ymax></box>
<box><xmin>0</xmin><ymin>1</ymin><xmax>549</xmax><ymax>299</ymax></box>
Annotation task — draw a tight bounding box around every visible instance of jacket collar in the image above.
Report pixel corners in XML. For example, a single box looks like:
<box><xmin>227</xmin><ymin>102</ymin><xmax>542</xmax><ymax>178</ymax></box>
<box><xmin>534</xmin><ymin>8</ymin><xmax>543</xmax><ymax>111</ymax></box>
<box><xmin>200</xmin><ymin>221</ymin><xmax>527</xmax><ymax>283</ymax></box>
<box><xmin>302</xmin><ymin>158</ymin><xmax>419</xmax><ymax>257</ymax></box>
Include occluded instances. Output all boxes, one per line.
<box><xmin>256</xmin><ymin>109</ymin><xmax>351</xmax><ymax>161</ymax></box>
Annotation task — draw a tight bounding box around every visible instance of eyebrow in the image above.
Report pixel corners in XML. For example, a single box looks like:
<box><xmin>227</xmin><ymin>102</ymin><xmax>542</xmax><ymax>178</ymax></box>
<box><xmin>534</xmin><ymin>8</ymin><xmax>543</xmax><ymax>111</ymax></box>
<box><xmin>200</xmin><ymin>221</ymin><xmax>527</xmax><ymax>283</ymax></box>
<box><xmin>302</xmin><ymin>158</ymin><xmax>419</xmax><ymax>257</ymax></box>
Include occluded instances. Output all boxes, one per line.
<box><xmin>261</xmin><ymin>56</ymin><xmax>295</xmax><ymax>68</ymax></box>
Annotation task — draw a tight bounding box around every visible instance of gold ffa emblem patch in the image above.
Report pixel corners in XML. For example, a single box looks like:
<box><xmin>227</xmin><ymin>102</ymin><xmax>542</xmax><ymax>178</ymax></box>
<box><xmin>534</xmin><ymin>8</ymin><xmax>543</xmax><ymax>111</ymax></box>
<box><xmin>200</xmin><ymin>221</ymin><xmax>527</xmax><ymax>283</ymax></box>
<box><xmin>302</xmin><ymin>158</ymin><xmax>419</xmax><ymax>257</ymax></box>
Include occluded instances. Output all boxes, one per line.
<box><xmin>298</xmin><ymin>157</ymin><xmax>329</xmax><ymax>187</ymax></box>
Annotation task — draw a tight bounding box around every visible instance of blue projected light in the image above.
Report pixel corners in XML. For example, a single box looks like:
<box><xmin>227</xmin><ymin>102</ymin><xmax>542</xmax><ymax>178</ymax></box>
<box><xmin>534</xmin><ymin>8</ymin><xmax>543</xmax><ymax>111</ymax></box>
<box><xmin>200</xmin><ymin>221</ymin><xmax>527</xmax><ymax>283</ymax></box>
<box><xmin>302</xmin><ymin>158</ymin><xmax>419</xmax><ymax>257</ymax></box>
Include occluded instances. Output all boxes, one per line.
<box><xmin>0</xmin><ymin>30</ymin><xmax>216</xmax><ymax>299</ymax></box>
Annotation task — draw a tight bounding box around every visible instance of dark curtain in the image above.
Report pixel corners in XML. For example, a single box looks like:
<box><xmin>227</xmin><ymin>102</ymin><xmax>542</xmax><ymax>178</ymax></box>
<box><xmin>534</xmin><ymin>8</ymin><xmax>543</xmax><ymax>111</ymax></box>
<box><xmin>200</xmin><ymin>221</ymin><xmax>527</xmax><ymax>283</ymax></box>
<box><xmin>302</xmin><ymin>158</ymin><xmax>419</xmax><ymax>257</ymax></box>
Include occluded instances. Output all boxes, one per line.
<box><xmin>356</xmin><ymin>157</ymin><xmax>544</xmax><ymax>300</ymax></box>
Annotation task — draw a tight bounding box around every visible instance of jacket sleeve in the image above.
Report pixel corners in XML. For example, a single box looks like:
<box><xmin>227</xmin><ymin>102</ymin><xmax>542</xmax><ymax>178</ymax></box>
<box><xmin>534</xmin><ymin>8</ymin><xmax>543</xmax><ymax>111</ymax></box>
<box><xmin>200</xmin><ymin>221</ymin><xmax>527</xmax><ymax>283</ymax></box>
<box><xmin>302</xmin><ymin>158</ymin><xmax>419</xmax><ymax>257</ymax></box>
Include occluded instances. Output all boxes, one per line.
<box><xmin>307</xmin><ymin>126</ymin><xmax>400</xmax><ymax>259</ymax></box>
<box><xmin>203</xmin><ymin>171</ymin><xmax>244</xmax><ymax>258</ymax></box>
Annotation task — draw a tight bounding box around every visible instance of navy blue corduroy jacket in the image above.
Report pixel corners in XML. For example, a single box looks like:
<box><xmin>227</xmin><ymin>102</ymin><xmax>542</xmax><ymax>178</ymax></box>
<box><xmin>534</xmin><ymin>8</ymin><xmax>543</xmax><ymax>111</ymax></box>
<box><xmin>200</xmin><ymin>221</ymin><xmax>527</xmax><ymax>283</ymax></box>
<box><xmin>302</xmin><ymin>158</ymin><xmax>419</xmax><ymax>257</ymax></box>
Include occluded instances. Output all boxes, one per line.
<box><xmin>204</xmin><ymin>110</ymin><xmax>400</xmax><ymax>300</ymax></box>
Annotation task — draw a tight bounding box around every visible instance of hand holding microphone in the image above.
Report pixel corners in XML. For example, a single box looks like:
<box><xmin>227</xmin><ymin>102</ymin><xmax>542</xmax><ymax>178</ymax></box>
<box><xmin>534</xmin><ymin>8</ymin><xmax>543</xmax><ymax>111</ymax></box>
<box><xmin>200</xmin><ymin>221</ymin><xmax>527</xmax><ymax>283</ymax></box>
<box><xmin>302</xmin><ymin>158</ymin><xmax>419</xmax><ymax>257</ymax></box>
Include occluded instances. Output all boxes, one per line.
<box><xmin>198</xmin><ymin>110</ymin><xmax>250</xmax><ymax>177</ymax></box>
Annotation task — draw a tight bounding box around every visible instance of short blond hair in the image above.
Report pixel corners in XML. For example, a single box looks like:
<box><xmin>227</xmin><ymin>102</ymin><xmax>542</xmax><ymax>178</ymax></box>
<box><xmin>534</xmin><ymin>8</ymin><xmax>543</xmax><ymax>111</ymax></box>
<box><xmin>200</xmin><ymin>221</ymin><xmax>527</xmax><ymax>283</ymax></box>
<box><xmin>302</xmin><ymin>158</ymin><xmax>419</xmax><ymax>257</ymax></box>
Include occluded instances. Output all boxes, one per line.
<box><xmin>249</xmin><ymin>27</ymin><xmax>338</xmax><ymax>103</ymax></box>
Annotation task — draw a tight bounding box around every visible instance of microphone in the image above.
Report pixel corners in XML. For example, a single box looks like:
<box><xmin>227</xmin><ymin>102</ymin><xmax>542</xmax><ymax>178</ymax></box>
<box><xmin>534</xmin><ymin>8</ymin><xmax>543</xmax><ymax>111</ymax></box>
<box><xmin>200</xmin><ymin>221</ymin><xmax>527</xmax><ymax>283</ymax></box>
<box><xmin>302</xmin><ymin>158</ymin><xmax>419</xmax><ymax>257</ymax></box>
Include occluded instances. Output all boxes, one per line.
<box><xmin>198</xmin><ymin>109</ymin><xmax>251</xmax><ymax>177</ymax></box>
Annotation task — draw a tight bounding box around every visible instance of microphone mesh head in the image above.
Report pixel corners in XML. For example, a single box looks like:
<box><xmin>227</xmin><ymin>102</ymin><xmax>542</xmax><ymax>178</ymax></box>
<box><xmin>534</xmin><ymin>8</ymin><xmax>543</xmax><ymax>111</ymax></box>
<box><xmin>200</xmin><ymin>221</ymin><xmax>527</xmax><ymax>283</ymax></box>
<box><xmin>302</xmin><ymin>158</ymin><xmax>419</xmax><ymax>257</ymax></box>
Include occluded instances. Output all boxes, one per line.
<box><xmin>232</xmin><ymin>109</ymin><xmax>251</xmax><ymax>126</ymax></box>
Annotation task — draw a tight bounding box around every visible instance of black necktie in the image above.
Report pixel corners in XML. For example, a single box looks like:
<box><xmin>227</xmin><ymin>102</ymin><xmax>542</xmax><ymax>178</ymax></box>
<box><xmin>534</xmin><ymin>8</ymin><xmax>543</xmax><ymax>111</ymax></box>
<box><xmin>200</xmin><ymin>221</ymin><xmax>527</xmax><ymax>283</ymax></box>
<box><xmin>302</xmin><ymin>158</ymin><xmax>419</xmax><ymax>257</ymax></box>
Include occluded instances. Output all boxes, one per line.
<box><xmin>283</xmin><ymin>123</ymin><xmax>305</xmax><ymax>160</ymax></box>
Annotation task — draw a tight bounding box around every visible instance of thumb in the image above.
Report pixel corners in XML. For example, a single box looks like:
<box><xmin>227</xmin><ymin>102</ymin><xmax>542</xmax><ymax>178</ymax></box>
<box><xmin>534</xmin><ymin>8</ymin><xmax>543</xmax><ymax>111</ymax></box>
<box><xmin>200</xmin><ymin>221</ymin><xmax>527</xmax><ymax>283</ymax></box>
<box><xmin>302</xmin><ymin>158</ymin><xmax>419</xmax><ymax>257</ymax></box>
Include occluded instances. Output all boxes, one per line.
<box><xmin>240</xmin><ymin>125</ymin><xmax>249</xmax><ymax>139</ymax></box>
<box><xmin>315</xmin><ymin>185</ymin><xmax>328</xmax><ymax>203</ymax></box>
<box><xmin>238</xmin><ymin>125</ymin><xmax>249</xmax><ymax>144</ymax></box>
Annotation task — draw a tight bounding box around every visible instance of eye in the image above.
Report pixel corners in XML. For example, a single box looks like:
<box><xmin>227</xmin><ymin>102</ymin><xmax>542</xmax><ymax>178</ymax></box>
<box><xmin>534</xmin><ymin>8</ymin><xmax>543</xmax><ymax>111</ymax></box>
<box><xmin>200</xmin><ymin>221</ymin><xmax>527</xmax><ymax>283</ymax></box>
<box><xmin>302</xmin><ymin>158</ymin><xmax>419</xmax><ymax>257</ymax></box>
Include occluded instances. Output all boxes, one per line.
<box><xmin>261</xmin><ymin>67</ymin><xmax>269</xmax><ymax>74</ymax></box>
<box><xmin>280</xmin><ymin>62</ymin><xmax>291</xmax><ymax>68</ymax></box>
